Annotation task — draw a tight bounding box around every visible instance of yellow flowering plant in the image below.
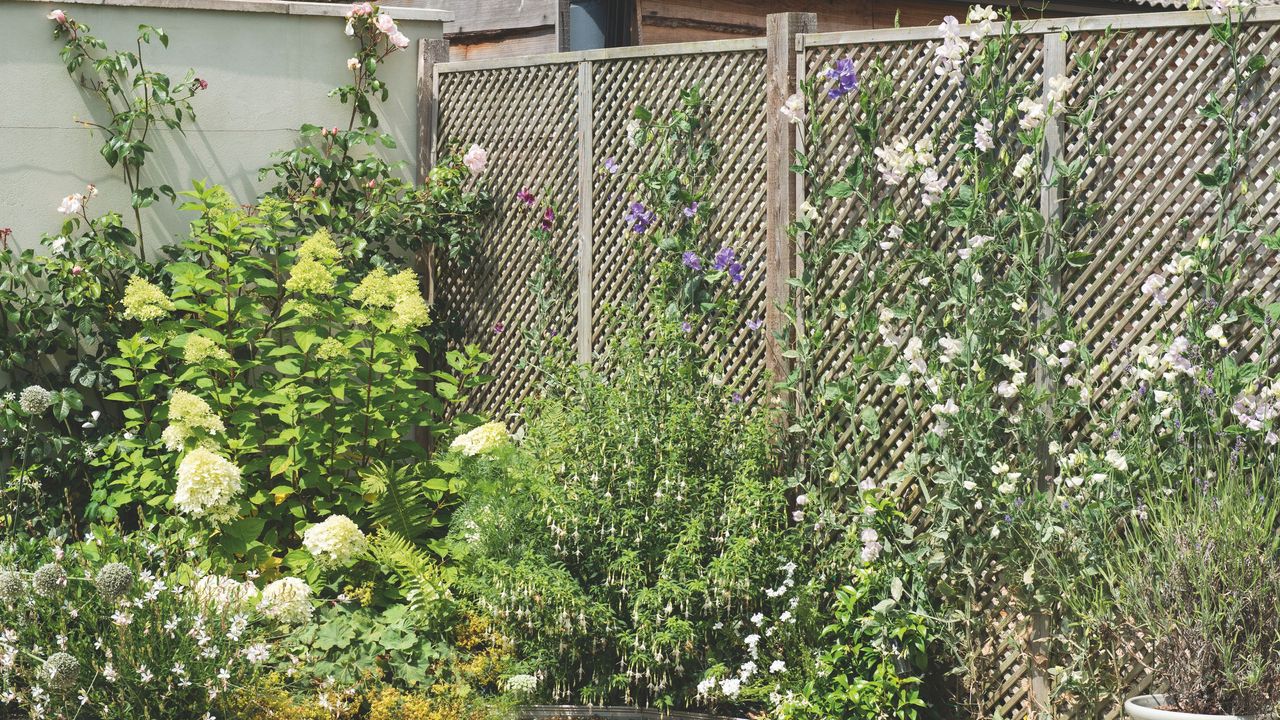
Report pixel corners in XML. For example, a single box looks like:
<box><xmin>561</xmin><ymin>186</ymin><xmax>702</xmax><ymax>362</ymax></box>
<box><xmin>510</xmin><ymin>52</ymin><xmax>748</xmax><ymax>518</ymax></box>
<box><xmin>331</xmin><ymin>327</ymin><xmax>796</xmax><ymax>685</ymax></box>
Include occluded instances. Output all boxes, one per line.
<box><xmin>90</xmin><ymin>182</ymin><xmax>491</xmax><ymax>582</ymax></box>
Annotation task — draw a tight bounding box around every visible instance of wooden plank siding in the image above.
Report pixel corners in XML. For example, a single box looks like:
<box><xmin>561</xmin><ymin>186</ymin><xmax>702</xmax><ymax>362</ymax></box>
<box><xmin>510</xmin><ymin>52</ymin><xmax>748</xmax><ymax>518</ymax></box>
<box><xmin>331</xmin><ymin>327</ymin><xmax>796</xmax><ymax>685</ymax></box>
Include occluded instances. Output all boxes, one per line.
<box><xmin>636</xmin><ymin>0</ymin><xmax>1150</xmax><ymax>44</ymax></box>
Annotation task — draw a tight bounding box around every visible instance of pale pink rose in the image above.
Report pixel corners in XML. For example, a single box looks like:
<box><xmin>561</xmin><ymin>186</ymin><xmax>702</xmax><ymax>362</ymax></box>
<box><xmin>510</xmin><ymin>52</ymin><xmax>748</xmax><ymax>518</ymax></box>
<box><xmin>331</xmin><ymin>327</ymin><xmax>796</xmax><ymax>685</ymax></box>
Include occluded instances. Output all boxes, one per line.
<box><xmin>47</xmin><ymin>9</ymin><xmax>67</xmax><ymax>22</ymax></box>
<box><xmin>462</xmin><ymin>144</ymin><xmax>488</xmax><ymax>176</ymax></box>
<box><xmin>388</xmin><ymin>31</ymin><xmax>410</xmax><ymax>49</ymax></box>
<box><xmin>57</xmin><ymin>194</ymin><xmax>83</xmax><ymax>215</ymax></box>
<box><xmin>346</xmin><ymin>1</ymin><xmax>372</xmax><ymax>17</ymax></box>
<box><xmin>373</xmin><ymin>13</ymin><xmax>397</xmax><ymax>34</ymax></box>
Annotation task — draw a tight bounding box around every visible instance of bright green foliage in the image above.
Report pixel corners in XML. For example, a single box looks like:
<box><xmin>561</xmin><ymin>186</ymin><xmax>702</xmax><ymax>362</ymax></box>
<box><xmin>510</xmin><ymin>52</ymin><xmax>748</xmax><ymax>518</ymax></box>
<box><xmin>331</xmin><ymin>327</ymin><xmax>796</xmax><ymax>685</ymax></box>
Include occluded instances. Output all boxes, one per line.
<box><xmin>89</xmin><ymin>182</ymin><xmax>490</xmax><ymax>574</ymax></box>
<box><xmin>782</xmin><ymin>569</ymin><xmax>929</xmax><ymax>720</ymax></box>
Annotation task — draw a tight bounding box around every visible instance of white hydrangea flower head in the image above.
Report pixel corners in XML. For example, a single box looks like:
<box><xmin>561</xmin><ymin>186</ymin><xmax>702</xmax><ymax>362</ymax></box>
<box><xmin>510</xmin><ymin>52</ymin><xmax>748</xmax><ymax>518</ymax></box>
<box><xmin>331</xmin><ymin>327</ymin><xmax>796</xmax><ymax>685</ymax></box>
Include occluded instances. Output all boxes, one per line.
<box><xmin>302</xmin><ymin>515</ymin><xmax>368</xmax><ymax>566</ymax></box>
<box><xmin>450</xmin><ymin>421</ymin><xmax>511</xmax><ymax>456</ymax></box>
<box><xmin>259</xmin><ymin>577</ymin><xmax>313</xmax><ymax>624</ymax></box>
<box><xmin>174</xmin><ymin>447</ymin><xmax>243</xmax><ymax>523</ymax></box>
<box><xmin>163</xmin><ymin>389</ymin><xmax>226</xmax><ymax>452</ymax></box>
<box><xmin>193</xmin><ymin>574</ymin><xmax>256</xmax><ymax>611</ymax></box>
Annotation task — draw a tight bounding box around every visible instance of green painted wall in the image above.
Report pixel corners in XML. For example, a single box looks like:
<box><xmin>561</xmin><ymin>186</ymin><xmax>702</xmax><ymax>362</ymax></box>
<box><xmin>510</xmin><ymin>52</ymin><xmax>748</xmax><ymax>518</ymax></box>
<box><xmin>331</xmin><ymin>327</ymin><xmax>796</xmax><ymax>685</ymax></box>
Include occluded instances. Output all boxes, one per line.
<box><xmin>0</xmin><ymin>0</ymin><xmax>445</xmax><ymax>251</ymax></box>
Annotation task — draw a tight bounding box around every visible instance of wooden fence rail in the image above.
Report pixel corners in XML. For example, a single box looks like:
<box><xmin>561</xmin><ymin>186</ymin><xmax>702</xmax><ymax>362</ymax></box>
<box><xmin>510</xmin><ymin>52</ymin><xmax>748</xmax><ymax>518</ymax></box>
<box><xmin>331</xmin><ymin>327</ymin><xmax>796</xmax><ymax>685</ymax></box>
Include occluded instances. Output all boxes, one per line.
<box><xmin>422</xmin><ymin>8</ymin><xmax>1280</xmax><ymax>718</ymax></box>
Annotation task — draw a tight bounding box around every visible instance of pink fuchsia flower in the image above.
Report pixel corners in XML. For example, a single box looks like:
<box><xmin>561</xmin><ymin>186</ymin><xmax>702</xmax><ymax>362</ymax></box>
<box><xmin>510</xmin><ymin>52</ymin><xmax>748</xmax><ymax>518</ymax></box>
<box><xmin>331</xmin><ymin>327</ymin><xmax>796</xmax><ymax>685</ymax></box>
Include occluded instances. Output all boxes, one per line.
<box><xmin>47</xmin><ymin>9</ymin><xmax>67</xmax><ymax>22</ymax></box>
<box><xmin>462</xmin><ymin>144</ymin><xmax>488</xmax><ymax>175</ymax></box>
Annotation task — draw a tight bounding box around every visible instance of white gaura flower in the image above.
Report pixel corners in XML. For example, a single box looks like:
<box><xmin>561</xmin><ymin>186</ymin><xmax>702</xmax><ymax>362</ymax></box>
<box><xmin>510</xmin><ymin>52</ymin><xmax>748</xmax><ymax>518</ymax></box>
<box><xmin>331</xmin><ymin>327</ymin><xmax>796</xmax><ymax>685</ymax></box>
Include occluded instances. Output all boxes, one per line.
<box><xmin>770</xmin><ymin>659</ymin><xmax>787</xmax><ymax>673</ymax></box>
<box><xmin>302</xmin><ymin>515</ymin><xmax>368</xmax><ymax>566</ymax></box>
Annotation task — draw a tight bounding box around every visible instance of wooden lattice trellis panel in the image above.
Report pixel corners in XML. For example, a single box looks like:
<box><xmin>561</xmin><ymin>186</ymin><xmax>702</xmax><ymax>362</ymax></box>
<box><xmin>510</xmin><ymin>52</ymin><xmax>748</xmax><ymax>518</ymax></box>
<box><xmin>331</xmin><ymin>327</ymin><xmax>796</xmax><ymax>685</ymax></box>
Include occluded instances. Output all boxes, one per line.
<box><xmin>1059</xmin><ymin>22</ymin><xmax>1280</xmax><ymax>718</ymax></box>
<box><xmin>431</xmin><ymin>9</ymin><xmax>1280</xmax><ymax>719</ymax></box>
<box><xmin>589</xmin><ymin>48</ymin><xmax>771</xmax><ymax>400</ymax></box>
<box><xmin>435</xmin><ymin>62</ymin><xmax>581</xmax><ymax>421</ymax></box>
<box><xmin>802</xmin><ymin>35</ymin><xmax>1044</xmax><ymax>720</ymax></box>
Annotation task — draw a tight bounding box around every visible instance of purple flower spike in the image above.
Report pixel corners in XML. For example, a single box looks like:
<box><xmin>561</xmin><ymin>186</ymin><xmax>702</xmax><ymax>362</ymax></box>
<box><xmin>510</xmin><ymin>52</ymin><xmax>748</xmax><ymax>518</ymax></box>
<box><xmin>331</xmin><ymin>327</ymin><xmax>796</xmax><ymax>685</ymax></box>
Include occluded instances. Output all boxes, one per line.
<box><xmin>713</xmin><ymin>246</ymin><xmax>736</xmax><ymax>272</ymax></box>
<box><xmin>682</xmin><ymin>251</ymin><xmax>702</xmax><ymax>271</ymax></box>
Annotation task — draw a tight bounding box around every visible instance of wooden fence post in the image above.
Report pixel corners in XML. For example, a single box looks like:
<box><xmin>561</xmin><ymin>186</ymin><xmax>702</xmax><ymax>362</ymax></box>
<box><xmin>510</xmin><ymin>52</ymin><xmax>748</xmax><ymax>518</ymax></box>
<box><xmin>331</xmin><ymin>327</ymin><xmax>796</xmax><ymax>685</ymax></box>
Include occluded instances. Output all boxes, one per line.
<box><xmin>764</xmin><ymin>12</ymin><xmax>816</xmax><ymax>403</ymax></box>
<box><xmin>576</xmin><ymin>61</ymin><xmax>595</xmax><ymax>365</ymax></box>
<box><xmin>417</xmin><ymin>38</ymin><xmax>450</xmax><ymax>182</ymax></box>
<box><xmin>1029</xmin><ymin>29</ymin><xmax>1067</xmax><ymax>719</ymax></box>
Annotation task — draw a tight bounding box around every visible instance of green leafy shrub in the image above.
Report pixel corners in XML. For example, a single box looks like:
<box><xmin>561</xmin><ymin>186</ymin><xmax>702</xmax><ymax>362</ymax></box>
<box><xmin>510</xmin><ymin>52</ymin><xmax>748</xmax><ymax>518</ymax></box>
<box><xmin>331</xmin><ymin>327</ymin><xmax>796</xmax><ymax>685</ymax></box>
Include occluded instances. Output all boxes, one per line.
<box><xmin>450</xmin><ymin>320</ymin><xmax>802</xmax><ymax>710</ymax></box>
<box><xmin>89</xmin><ymin>183</ymin><xmax>489</xmax><ymax>574</ymax></box>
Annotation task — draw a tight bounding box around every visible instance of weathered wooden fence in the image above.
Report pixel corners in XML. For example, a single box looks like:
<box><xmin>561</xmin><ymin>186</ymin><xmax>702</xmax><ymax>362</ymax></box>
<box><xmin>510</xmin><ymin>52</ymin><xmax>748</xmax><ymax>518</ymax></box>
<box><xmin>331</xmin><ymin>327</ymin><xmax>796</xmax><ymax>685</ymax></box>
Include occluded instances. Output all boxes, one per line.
<box><xmin>422</xmin><ymin>7</ymin><xmax>1280</xmax><ymax>718</ymax></box>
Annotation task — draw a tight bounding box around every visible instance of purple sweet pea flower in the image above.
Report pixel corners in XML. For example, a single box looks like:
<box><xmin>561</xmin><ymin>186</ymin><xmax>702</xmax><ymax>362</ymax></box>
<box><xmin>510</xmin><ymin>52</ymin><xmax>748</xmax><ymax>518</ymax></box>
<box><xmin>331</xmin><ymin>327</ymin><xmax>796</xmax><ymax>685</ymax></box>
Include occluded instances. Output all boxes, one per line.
<box><xmin>516</xmin><ymin>188</ymin><xmax>535</xmax><ymax>206</ymax></box>
<box><xmin>731</xmin><ymin>392</ymin><xmax>743</xmax><ymax>404</ymax></box>
<box><xmin>603</xmin><ymin>157</ymin><xmax>620</xmax><ymax>174</ymax></box>
<box><xmin>493</xmin><ymin>322</ymin><xmax>505</xmax><ymax>334</ymax></box>
<box><xmin>825</xmin><ymin>57</ymin><xmax>859</xmax><ymax>100</ymax></box>
<box><xmin>728</xmin><ymin>262</ymin><xmax>745</xmax><ymax>284</ymax></box>
<box><xmin>682</xmin><ymin>202</ymin><xmax>699</xmax><ymax>218</ymax></box>
<box><xmin>624</xmin><ymin>201</ymin><xmax>656</xmax><ymax>234</ymax></box>
<box><xmin>540</xmin><ymin>207</ymin><xmax>555</xmax><ymax>231</ymax></box>
<box><xmin>682</xmin><ymin>251</ymin><xmax>702</xmax><ymax>271</ymax></box>
<box><xmin>681</xmin><ymin>321</ymin><xmax>692</xmax><ymax>333</ymax></box>
<box><xmin>746</xmin><ymin>318</ymin><xmax>763</xmax><ymax>331</ymax></box>
<box><xmin>713</xmin><ymin>246</ymin><xmax>735</xmax><ymax>272</ymax></box>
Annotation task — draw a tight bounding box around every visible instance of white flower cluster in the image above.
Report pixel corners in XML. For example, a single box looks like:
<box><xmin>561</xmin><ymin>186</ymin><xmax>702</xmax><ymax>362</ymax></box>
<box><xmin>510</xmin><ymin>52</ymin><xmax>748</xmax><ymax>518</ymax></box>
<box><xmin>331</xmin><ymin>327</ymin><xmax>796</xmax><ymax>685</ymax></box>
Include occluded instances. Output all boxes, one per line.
<box><xmin>193</xmin><ymin>574</ymin><xmax>256</xmax><ymax>611</ymax></box>
<box><xmin>302</xmin><ymin>515</ymin><xmax>368</xmax><ymax>566</ymax></box>
<box><xmin>934</xmin><ymin>6</ymin><xmax>999</xmax><ymax>79</ymax></box>
<box><xmin>450</xmin><ymin>421</ymin><xmax>511</xmax><ymax>456</ymax></box>
<box><xmin>259</xmin><ymin>577</ymin><xmax>313</xmax><ymax>625</ymax></box>
<box><xmin>18</xmin><ymin>385</ymin><xmax>53</xmax><ymax>416</ymax></box>
<box><xmin>779</xmin><ymin>93</ymin><xmax>805</xmax><ymax>124</ymax></box>
<box><xmin>504</xmin><ymin>673</ymin><xmax>538</xmax><ymax>694</ymax></box>
<box><xmin>873</xmin><ymin>136</ymin><xmax>947</xmax><ymax>206</ymax></box>
<box><xmin>174</xmin><ymin>447</ymin><xmax>243</xmax><ymax>524</ymax></box>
